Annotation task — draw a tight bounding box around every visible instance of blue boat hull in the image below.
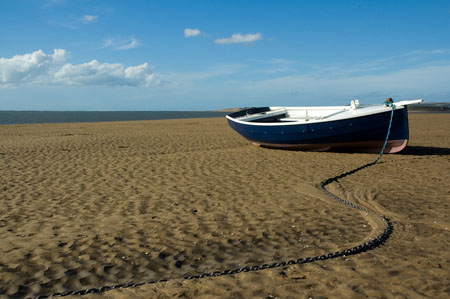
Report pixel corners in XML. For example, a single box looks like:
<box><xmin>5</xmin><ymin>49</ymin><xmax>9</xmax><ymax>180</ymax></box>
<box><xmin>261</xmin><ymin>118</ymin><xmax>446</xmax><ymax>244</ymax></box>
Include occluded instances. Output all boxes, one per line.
<box><xmin>227</xmin><ymin>107</ymin><xmax>409</xmax><ymax>153</ymax></box>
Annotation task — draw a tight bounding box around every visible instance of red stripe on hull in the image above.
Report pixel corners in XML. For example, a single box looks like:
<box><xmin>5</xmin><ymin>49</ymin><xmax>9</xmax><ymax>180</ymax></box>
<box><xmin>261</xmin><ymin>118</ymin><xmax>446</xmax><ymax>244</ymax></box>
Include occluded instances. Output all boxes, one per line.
<box><xmin>253</xmin><ymin>139</ymin><xmax>408</xmax><ymax>153</ymax></box>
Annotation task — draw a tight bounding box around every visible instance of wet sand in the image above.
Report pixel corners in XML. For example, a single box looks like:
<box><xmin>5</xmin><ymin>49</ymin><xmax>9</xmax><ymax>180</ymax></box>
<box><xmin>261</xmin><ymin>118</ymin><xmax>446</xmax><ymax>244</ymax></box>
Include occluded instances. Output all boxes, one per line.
<box><xmin>0</xmin><ymin>113</ymin><xmax>449</xmax><ymax>298</ymax></box>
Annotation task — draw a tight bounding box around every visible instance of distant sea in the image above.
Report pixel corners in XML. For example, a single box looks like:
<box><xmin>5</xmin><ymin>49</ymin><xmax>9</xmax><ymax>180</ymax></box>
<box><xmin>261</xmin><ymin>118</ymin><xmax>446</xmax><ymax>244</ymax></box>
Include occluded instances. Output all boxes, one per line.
<box><xmin>0</xmin><ymin>111</ymin><xmax>230</xmax><ymax>125</ymax></box>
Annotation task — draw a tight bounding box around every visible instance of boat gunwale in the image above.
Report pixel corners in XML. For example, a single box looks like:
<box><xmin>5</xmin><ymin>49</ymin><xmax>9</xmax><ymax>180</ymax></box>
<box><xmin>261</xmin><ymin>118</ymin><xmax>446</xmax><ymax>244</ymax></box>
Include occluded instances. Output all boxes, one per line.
<box><xmin>226</xmin><ymin>104</ymin><xmax>405</xmax><ymax>127</ymax></box>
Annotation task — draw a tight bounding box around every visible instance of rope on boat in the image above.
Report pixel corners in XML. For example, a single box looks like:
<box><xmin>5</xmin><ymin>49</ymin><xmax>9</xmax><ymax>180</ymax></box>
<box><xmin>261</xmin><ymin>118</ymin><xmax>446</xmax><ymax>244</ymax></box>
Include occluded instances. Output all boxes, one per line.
<box><xmin>35</xmin><ymin>104</ymin><xmax>396</xmax><ymax>298</ymax></box>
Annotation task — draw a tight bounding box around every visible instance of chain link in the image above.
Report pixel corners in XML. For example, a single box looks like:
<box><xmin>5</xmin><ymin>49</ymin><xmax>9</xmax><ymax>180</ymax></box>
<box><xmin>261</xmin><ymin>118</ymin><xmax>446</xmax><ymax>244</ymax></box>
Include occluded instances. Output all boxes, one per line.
<box><xmin>35</xmin><ymin>105</ymin><xmax>396</xmax><ymax>299</ymax></box>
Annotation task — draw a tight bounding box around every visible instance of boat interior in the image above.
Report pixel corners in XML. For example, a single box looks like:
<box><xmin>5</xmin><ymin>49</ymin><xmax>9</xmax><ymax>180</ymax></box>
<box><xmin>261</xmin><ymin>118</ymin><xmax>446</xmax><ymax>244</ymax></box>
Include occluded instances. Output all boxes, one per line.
<box><xmin>234</xmin><ymin>100</ymin><xmax>371</xmax><ymax>124</ymax></box>
<box><xmin>229</xmin><ymin>99</ymin><xmax>422</xmax><ymax>124</ymax></box>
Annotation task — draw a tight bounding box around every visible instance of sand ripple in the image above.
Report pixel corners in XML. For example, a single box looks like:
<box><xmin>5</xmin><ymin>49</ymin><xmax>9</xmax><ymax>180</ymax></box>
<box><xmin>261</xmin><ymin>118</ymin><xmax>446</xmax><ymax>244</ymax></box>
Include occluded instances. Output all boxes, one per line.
<box><xmin>0</xmin><ymin>114</ymin><xmax>449</xmax><ymax>298</ymax></box>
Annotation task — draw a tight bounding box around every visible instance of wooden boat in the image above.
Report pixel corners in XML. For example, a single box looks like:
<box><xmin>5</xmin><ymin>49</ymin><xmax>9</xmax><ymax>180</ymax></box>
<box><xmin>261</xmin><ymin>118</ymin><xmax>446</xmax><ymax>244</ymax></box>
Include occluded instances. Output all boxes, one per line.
<box><xmin>226</xmin><ymin>99</ymin><xmax>423</xmax><ymax>153</ymax></box>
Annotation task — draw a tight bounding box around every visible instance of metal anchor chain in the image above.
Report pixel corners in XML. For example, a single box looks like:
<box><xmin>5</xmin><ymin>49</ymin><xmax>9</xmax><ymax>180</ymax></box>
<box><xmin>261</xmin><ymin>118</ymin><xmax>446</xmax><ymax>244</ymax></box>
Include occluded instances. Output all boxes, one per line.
<box><xmin>35</xmin><ymin>105</ymin><xmax>396</xmax><ymax>299</ymax></box>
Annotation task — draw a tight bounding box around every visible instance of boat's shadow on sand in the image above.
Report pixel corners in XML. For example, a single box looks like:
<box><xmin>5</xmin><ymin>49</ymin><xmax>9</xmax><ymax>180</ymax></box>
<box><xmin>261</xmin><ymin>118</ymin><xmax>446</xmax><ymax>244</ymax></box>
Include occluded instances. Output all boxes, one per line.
<box><xmin>400</xmin><ymin>146</ymin><xmax>450</xmax><ymax>156</ymax></box>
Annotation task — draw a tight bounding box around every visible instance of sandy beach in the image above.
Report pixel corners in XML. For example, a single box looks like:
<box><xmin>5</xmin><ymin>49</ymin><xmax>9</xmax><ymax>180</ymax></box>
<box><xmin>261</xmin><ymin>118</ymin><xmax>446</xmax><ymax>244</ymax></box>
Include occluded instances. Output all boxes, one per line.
<box><xmin>0</xmin><ymin>113</ymin><xmax>449</xmax><ymax>299</ymax></box>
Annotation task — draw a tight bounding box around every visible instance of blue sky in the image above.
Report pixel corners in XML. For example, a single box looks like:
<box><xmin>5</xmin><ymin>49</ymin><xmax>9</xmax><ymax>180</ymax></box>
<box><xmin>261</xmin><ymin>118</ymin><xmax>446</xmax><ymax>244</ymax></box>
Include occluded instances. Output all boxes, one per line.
<box><xmin>1</xmin><ymin>0</ymin><xmax>450</xmax><ymax>110</ymax></box>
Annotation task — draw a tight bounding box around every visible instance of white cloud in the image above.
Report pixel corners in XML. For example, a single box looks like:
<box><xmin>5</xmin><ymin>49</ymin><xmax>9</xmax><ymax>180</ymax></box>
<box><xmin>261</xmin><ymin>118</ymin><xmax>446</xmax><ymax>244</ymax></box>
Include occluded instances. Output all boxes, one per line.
<box><xmin>250</xmin><ymin>58</ymin><xmax>296</xmax><ymax>74</ymax></box>
<box><xmin>156</xmin><ymin>64</ymin><xmax>244</xmax><ymax>88</ymax></box>
<box><xmin>401</xmin><ymin>49</ymin><xmax>450</xmax><ymax>57</ymax></box>
<box><xmin>49</xmin><ymin>14</ymin><xmax>99</xmax><ymax>29</ymax></box>
<box><xmin>0</xmin><ymin>49</ymin><xmax>67</xmax><ymax>86</ymax></box>
<box><xmin>103</xmin><ymin>37</ymin><xmax>141</xmax><ymax>50</ymax></box>
<box><xmin>184</xmin><ymin>28</ymin><xmax>201</xmax><ymax>37</ymax></box>
<box><xmin>81</xmin><ymin>15</ymin><xmax>98</xmax><ymax>24</ymax></box>
<box><xmin>240</xmin><ymin>63</ymin><xmax>450</xmax><ymax>103</ymax></box>
<box><xmin>215</xmin><ymin>33</ymin><xmax>262</xmax><ymax>44</ymax></box>
<box><xmin>153</xmin><ymin>51</ymin><xmax>450</xmax><ymax>107</ymax></box>
<box><xmin>0</xmin><ymin>49</ymin><xmax>154</xmax><ymax>87</ymax></box>
<box><xmin>55</xmin><ymin>60</ymin><xmax>153</xmax><ymax>87</ymax></box>
<box><xmin>117</xmin><ymin>37</ymin><xmax>140</xmax><ymax>50</ymax></box>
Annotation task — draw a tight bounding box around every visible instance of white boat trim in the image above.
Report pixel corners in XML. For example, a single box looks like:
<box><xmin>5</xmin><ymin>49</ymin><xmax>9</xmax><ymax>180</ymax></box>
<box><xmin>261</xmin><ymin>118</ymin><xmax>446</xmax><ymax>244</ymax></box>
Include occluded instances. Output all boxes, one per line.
<box><xmin>226</xmin><ymin>99</ymin><xmax>423</xmax><ymax>127</ymax></box>
<box><xmin>235</xmin><ymin>108</ymin><xmax>286</xmax><ymax>122</ymax></box>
